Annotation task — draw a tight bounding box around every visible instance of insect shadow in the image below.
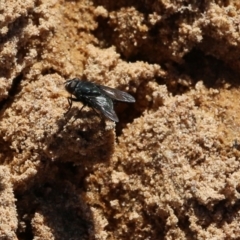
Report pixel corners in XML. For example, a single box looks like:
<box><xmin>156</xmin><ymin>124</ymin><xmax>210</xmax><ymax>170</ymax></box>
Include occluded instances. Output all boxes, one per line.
<box><xmin>48</xmin><ymin>105</ymin><xmax>115</xmax><ymax>166</ymax></box>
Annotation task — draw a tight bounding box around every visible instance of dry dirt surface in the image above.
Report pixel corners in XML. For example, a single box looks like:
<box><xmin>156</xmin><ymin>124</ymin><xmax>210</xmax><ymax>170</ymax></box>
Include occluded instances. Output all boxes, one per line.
<box><xmin>1</xmin><ymin>0</ymin><xmax>240</xmax><ymax>239</ymax></box>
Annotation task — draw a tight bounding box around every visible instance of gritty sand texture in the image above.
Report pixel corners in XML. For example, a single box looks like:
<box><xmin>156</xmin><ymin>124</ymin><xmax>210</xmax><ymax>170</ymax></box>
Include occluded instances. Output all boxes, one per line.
<box><xmin>1</xmin><ymin>0</ymin><xmax>240</xmax><ymax>239</ymax></box>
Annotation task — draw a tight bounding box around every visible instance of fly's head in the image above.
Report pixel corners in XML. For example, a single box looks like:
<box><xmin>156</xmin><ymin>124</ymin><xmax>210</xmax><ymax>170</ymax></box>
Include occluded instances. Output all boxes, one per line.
<box><xmin>64</xmin><ymin>78</ymin><xmax>79</xmax><ymax>94</ymax></box>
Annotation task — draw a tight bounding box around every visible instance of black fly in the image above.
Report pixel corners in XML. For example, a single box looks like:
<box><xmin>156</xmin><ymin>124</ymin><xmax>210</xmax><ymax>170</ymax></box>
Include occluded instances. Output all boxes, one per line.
<box><xmin>64</xmin><ymin>78</ymin><xmax>135</xmax><ymax>122</ymax></box>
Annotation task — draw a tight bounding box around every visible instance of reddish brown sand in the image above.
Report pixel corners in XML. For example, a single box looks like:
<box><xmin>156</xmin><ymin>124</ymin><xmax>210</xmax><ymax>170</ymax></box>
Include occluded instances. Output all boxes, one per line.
<box><xmin>1</xmin><ymin>0</ymin><xmax>240</xmax><ymax>239</ymax></box>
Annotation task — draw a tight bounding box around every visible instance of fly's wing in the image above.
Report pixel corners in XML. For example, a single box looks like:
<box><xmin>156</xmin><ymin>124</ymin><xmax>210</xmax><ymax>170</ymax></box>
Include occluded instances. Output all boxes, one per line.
<box><xmin>98</xmin><ymin>85</ymin><xmax>135</xmax><ymax>102</ymax></box>
<box><xmin>87</xmin><ymin>95</ymin><xmax>119</xmax><ymax>122</ymax></box>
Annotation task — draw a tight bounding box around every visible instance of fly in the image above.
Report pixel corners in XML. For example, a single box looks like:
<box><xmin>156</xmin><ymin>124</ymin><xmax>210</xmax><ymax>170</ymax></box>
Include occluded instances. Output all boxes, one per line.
<box><xmin>64</xmin><ymin>78</ymin><xmax>135</xmax><ymax>122</ymax></box>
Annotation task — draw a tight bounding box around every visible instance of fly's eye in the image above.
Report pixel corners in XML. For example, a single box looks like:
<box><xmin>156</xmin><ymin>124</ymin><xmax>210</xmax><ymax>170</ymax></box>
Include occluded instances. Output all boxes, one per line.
<box><xmin>65</xmin><ymin>80</ymin><xmax>76</xmax><ymax>93</ymax></box>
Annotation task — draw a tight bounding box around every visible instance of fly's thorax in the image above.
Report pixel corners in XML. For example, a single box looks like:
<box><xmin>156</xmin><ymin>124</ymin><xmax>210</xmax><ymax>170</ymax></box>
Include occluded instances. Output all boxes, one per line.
<box><xmin>76</xmin><ymin>81</ymin><xmax>102</xmax><ymax>96</ymax></box>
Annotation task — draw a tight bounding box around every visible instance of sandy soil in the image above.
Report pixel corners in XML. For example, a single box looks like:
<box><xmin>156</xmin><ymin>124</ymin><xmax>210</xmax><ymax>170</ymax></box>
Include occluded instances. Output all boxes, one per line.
<box><xmin>1</xmin><ymin>0</ymin><xmax>240</xmax><ymax>239</ymax></box>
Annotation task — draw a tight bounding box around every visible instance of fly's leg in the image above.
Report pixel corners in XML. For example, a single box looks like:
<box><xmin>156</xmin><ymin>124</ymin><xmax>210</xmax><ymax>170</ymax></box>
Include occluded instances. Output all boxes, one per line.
<box><xmin>64</xmin><ymin>96</ymin><xmax>73</xmax><ymax>115</ymax></box>
<box><xmin>64</xmin><ymin>97</ymin><xmax>101</xmax><ymax>123</ymax></box>
<box><xmin>71</xmin><ymin>104</ymin><xmax>85</xmax><ymax>124</ymax></box>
